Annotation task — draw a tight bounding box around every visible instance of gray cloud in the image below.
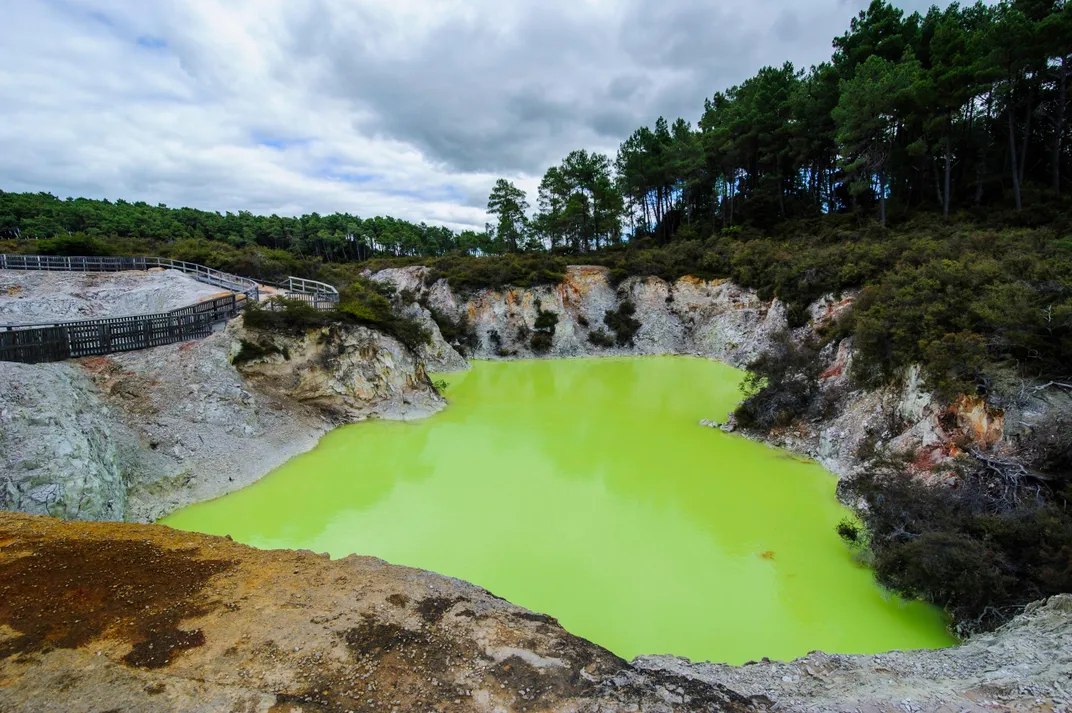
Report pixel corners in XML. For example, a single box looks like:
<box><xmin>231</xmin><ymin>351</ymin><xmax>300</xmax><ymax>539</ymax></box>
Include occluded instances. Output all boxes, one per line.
<box><xmin>1</xmin><ymin>0</ymin><xmax>969</xmax><ymax>229</ymax></box>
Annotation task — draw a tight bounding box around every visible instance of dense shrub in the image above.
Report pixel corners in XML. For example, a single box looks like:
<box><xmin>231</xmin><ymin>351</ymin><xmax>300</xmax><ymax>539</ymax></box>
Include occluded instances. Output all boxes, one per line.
<box><xmin>603</xmin><ymin>300</ymin><xmax>642</xmax><ymax>346</ymax></box>
<box><xmin>336</xmin><ymin>278</ymin><xmax>430</xmax><ymax>349</ymax></box>
<box><xmin>529</xmin><ymin>302</ymin><xmax>559</xmax><ymax>353</ymax></box>
<box><xmin>242</xmin><ymin>298</ymin><xmax>333</xmax><ymax>334</ymax></box>
<box><xmin>242</xmin><ymin>279</ymin><xmax>430</xmax><ymax>350</ymax></box>
<box><xmin>533</xmin><ymin>306</ymin><xmax>559</xmax><ymax>332</ymax></box>
<box><xmin>841</xmin><ymin>465</ymin><xmax>1072</xmax><ymax>635</ymax></box>
<box><xmin>530</xmin><ymin>330</ymin><xmax>554</xmax><ymax>352</ymax></box>
<box><xmin>232</xmin><ymin>338</ymin><xmax>289</xmax><ymax>365</ymax></box>
<box><xmin>734</xmin><ymin>332</ymin><xmax>824</xmax><ymax>430</ymax></box>
<box><xmin>36</xmin><ymin>233</ymin><xmax>114</xmax><ymax>256</ymax></box>
<box><xmin>587</xmin><ymin>328</ymin><xmax>616</xmax><ymax>348</ymax></box>
<box><xmin>426</xmin><ymin>305</ymin><xmax>478</xmax><ymax>355</ymax></box>
<box><xmin>422</xmin><ymin>253</ymin><xmax>567</xmax><ymax>293</ymax></box>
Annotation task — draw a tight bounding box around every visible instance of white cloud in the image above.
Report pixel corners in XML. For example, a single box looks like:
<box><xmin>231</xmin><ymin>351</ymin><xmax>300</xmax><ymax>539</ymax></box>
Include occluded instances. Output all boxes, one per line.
<box><xmin>0</xmin><ymin>0</ymin><xmax>961</xmax><ymax>230</ymax></box>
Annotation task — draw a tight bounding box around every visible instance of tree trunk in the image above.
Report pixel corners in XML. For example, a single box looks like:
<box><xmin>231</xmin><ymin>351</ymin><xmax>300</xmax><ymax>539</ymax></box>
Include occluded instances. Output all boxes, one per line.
<box><xmin>934</xmin><ymin>158</ymin><xmax>945</xmax><ymax>208</ymax></box>
<box><xmin>1008</xmin><ymin>105</ymin><xmax>1023</xmax><ymax>210</ymax></box>
<box><xmin>1019</xmin><ymin>85</ymin><xmax>1034</xmax><ymax>186</ymax></box>
<box><xmin>1055</xmin><ymin>56</ymin><xmax>1068</xmax><ymax>194</ymax></box>
<box><xmin>976</xmin><ymin>89</ymin><xmax>993</xmax><ymax>205</ymax></box>
<box><xmin>944</xmin><ymin>124</ymin><xmax>953</xmax><ymax>220</ymax></box>
<box><xmin>776</xmin><ymin>155</ymin><xmax>785</xmax><ymax>218</ymax></box>
<box><xmin>720</xmin><ymin>177</ymin><xmax>728</xmax><ymax>229</ymax></box>
<box><xmin>879</xmin><ymin>168</ymin><xmax>887</xmax><ymax>227</ymax></box>
<box><xmin>729</xmin><ymin>174</ymin><xmax>735</xmax><ymax>224</ymax></box>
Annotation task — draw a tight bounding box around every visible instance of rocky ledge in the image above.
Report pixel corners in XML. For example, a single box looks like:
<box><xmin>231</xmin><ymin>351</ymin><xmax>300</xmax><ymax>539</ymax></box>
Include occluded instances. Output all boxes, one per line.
<box><xmin>0</xmin><ymin>512</ymin><xmax>758</xmax><ymax>713</ymax></box>
<box><xmin>0</xmin><ymin>317</ymin><xmax>443</xmax><ymax>524</ymax></box>
<box><xmin>2</xmin><ymin>512</ymin><xmax>1070</xmax><ymax>713</ymax></box>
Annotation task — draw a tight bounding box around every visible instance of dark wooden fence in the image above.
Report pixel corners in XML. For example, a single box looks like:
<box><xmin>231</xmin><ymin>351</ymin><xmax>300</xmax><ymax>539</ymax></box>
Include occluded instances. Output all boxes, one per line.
<box><xmin>0</xmin><ymin>294</ymin><xmax>246</xmax><ymax>364</ymax></box>
<box><xmin>0</xmin><ymin>254</ymin><xmax>341</xmax><ymax>364</ymax></box>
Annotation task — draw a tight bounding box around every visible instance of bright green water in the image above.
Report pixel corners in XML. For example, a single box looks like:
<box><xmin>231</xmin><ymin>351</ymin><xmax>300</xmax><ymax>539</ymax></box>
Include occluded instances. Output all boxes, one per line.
<box><xmin>162</xmin><ymin>357</ymin><xmax>955</xmax><ymax>663</ymax></box>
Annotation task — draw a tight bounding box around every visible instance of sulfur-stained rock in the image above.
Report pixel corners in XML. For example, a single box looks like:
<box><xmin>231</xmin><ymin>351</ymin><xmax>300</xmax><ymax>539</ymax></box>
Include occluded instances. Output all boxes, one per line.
<box><xmin>231</xmin><ymin>320</ymin><xmax>444</xmax><ymax>422</ymax></box>
<box><xmin>374</xmin><ymin>265</ymin><xmax>789</xmax><ymax>367</ymax></box>
<box><xmin>0</xmin><ymin>512</ymin><xmax>762</xmax><ymax>713</ymax></box>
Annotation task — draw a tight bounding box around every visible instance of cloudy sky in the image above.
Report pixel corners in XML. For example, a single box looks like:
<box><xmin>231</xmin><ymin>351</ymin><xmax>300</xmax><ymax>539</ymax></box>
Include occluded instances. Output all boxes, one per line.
<box><xmin>1</xmin><ymin>0</ymin><xmax>953</xmax><ymax>230</ymax></box>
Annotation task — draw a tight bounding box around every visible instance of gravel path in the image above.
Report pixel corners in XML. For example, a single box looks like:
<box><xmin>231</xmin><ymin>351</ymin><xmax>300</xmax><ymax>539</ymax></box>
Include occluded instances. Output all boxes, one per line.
<box><xmin>0</xmin><ymin>269</ymin><xmax>228</xmax><ymax>324</ymax></box>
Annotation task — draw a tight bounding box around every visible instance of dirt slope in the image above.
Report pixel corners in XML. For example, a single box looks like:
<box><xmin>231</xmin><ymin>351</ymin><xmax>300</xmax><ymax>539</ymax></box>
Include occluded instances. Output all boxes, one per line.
<box><xmin>0</xmin><ymin>512</ymin><xmax>760</xmax><ymax>713</ymax></box>
<box><xmin>0</xmin><ymin>269</ymin><xmax>224</xmax><ymax>323</ymax></box>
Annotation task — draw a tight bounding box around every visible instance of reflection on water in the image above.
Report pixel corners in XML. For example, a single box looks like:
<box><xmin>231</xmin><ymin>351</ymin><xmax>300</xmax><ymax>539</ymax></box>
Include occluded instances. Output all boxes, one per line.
<box><xmin>162</xmin><ymin>356</ymin><xmax>955</xmax><ymax>663</ymax></box>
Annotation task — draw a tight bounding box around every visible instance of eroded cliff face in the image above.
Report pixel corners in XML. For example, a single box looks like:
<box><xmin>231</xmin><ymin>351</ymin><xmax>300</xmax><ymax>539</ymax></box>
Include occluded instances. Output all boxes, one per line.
<box><xmin>0</xmin><ymin>317</ymin><xmax>444</xmax><ymax>523</ymax></box>
<box><xmin>372</xmin><ymin>265</ymin><xmax>1070</xmax><ymax>482</ymax></box>
<box><xmin>373</xmin><ymin>265</ymin><xmax>788</xmax><ymax>367</ymax></box>
<box><xmin>776</xmin><ymin>336</ymin><xmax>1069</xmax><ymax>480</ymax></box>
<box><xmin>232</xmin><ymin>320</ymin><xmax>444</xmax><ymax>422</ymax></box>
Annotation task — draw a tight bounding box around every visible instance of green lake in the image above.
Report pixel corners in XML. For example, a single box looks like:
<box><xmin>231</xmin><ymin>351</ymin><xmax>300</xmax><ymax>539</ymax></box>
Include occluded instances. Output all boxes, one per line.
<box><xmin>162</xmin><ymin>356</ymin><xmax>956</xmax><ymax>663</ymax></box>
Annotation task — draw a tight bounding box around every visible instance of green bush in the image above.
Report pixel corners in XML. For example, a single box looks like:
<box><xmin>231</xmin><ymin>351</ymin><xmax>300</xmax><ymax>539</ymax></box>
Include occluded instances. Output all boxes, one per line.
<box><xmin>233</xmin><ymin>338</ymin><xmax>289</xmax><ymax>366</ymax></box>
<box><xmin>530</xmin><ymin>330</ymin><xmax>554</xmax><ymax>352</ymax></box>
<box><xmin>427</xmin><ymin>305</ymin><xmax>477</xmax><ymax>355</ymax></box>
<box><xmin>242</xmin><ymin>299</ymin><xmax>332</xmax><ymax>334</ymax></box>
<box><xmin>587</xmin><ymin>328</ymin><xmax>616</xmax><ymax>348</ymax></box>
<box><xmin>35</xmin><ymin>233</ymin><xmax>113</xmax><ymax>256</ymax></box>
<box><xmin>534</xmin><ymin>306</ymin><xmax>559</xmax><ymax>332</ymax></box>
<box><xmin>603</xmin><ymin>300</ymin><xmax>641</xmax><ymax>346</ymax></box>
<box><xmin>529</xmin><ymin>303</ymin><xmax>559</xmax><ymax>353</ymax></box>
<box><xmin>336</xmin><ymin>278</ymin><xmax>431</xmax><ymax>350</ymax></box>
<box><xmin>422</xmin><ymin>253</ymin><xmax>567</xmax><ymax>293</ymax></box>
<box><xmin>842</xmin><ymin>466</ymin><xmax>1072</xmax><ymax>635</ymax></box>
<box><xmin>242</xmin><ymin>279</ymin><xmax>430</xmax><ymax>351</ymax></box>
<box><xmin>734</xmin><ymin>332</ymin><xmax>823</xmax><ymax>431</ymax></box>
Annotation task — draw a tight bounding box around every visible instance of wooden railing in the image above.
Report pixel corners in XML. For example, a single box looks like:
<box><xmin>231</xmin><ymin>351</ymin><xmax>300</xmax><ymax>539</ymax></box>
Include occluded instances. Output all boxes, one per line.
<box><xmin>0</xmin><ymin>294</ymin><xmax>246</xmax><ymax>364</ymax></box>
<box><xmin>0</xmin><ymin>254</ymin><xmax>261</xmax><ymax>300</ymax></box>
<box><xmin>0</xmin><ymin>254</ymin><xmax>339</xmax><ymax>363</ymax></box>
<box><xmin>259</xmin><ymin>276</ymin><xmax>340</xmax><ymax>310</ymax></box>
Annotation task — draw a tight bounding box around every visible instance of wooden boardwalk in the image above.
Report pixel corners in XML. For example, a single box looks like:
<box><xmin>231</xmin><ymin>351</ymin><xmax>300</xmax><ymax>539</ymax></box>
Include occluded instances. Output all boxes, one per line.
<box><xmin>0</xmin><ymin>255</ymin><xmax>339</xmax><ymax>364</ymax></box>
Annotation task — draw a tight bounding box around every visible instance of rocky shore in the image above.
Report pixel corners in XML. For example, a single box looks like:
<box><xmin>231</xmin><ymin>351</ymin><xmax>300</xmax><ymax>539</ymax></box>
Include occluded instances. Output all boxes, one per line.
<box><xmin>1</xmin><ymin>316</ymin><xmax>444</xmax><ymax>523</ymax></box>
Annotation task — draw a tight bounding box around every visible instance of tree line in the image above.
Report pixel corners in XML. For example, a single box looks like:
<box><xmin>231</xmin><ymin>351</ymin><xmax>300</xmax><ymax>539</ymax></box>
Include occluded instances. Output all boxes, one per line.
<box><xmin>490</xmin><ymin>0</ymin><xmax>1071</xmax><ymax>249</ymax></box>
<box><xmin>0</xmin><ymin>191</ymin><xmax>493</xmax><ymax>260</ymax></box>
<box><xmin>2</xmin><ymin>0</ymin><xmax>1069</xmax><ymax>260</ymax></box>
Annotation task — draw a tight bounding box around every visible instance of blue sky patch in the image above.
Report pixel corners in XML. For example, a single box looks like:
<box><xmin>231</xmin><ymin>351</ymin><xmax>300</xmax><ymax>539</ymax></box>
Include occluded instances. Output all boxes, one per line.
<box><xmin>136</xmin><ymin>35</ymin><xmax>168</xmax><ymax>50</ymax></box>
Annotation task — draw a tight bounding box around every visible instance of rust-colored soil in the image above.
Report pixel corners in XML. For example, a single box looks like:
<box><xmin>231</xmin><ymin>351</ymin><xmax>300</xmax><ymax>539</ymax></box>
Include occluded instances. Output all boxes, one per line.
<box><xmin>0</xmin><ymin>513</ymin><xmax>761</xmax><ymax>713</ymax></box>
